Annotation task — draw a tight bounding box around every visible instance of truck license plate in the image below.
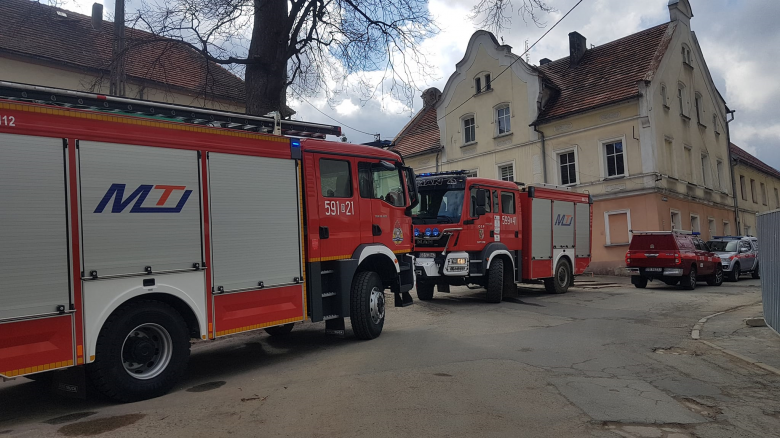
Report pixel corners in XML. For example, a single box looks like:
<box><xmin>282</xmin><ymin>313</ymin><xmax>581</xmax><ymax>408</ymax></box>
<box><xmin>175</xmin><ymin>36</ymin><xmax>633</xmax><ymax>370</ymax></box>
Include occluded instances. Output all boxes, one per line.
<box><xmin>645</xmin><ymin>268</ymin><xmax>662</xmax><ymax>272</ymax></box>
<box><xmin>419</xmin><ymin>252</ymin><xmax>437</xmax><ymax>259</ymax></box>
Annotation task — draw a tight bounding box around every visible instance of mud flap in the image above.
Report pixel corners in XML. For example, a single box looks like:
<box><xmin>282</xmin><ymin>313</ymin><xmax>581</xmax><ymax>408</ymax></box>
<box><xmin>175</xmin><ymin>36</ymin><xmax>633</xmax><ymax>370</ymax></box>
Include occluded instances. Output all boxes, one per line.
<box><xmin>394</xmin><ymin>291</ymin><xmax>414</xmax><ymax>307</ymax></box>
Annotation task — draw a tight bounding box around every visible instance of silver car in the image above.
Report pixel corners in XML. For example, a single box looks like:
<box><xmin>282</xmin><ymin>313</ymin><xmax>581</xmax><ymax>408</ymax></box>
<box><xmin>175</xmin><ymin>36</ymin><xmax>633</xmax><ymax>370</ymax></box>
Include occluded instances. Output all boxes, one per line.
<box><xmin>706</xmin><ymin>236</ymin><xmax>759</xmax><ymax>282</ymax></box>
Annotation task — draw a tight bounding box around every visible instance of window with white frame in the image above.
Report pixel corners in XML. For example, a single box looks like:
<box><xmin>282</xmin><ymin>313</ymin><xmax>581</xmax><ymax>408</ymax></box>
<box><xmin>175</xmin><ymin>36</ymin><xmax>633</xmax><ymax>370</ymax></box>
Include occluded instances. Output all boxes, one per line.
<box><xmin>495</xmin><ymin>105</ymin><xmax>511</xmax><ymax>135</ymax></box>
<box><xmin>557</xmin><ymin>150</ymin><xmax>577</xmax><ymax>185</ymax></box>
<box><xmin>723</xmin><ymin>221</ymin><xmax>731</xmax><ymax>236</ymax></box>
<box><xmin>700</xmin><ymin>154</ymin><xmax>709</xmax><ymax>187</ymax></box>
<box><xmin>464</xmin><ymin>169</ymin><xmax>478</xmax><ymax>178</ymax></box>
<box><xmin>462</xmin><ymin>115</ymin><xmax>475</xmax><ymax>144</ymax></box>
<box><xmin>678</xmin><ymin>83</ymin><xmax>688</xmax><ymax>118</ymax></box>
<box><xmin>603</xmin><ymin>140</ymin><xmax>626</xmax><ymax>178</ymax></box>
<box><xmin>716</xmin><ymin>160</ymin><xmax>724</xmax><ymax>190</ymax></box>
<box><xmin>660</xmin><ymin>84</ymin><xmax>669</xmax><ymax>108</ymax></box>
<box><xmin>708</xmin><ymin>218</ymin><xmax>716</xmax><ymax>239</ymax></box>
<box><xmin>670</xmin><ymin>210</ymin><xmax>681</xmax><ymax>231</ymax></box>
<box><xmin>694</xmin><ymin>93</ymin><xmax>704</xmax><ymax>125</ymax></box>
<box><xmin>497</xmin><ymin>162</ymin><xmax>514</xmax><ymax>182</ymax></box>
<box><xmin>605</xmin><ymin>210</ymin><xmax>631</xmax><ymax>246</ymax></box>
<box><xmin>690</xmin><ymin>214</ymin><xmax>700</xmax><ymax>233</ymax></box>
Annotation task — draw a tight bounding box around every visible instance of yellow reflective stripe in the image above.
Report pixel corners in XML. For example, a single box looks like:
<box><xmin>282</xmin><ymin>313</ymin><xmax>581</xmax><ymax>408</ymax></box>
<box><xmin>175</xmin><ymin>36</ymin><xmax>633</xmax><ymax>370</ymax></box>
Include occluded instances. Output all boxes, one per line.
<box><xmin>1</xmin><ymin>359</ymin><xmax>74</xmax><ymax>378</ymax></box>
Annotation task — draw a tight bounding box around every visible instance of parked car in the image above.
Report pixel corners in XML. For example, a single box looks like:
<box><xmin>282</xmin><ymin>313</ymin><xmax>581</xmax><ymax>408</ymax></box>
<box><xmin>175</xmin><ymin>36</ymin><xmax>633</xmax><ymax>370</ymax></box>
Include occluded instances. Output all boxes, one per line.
<box><xmin>706</xmin><ymin>236</ymin><xmax>760</xmax><ymax>282</ymax></box>
<box><xmin>626</xmin><ymin>231</ymin><xmax>723</xmax><ymax>290</ymax></box>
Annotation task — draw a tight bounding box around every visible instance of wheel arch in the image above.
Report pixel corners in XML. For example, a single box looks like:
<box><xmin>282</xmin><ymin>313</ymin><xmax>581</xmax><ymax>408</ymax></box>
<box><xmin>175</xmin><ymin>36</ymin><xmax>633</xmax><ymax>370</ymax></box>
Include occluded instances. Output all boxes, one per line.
<box><xmin>356</xmin><ymin>253</ymin><xmax>398</xmax><ymax>288</ymax></box>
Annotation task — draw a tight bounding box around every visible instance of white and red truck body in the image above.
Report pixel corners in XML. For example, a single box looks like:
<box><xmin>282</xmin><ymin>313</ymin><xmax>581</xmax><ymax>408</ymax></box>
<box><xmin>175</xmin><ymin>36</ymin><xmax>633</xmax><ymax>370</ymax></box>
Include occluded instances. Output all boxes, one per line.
<box><xmin>0</xmin><ymin>82</ymin><xmax>415</xmax><ymax>400</ymax></box>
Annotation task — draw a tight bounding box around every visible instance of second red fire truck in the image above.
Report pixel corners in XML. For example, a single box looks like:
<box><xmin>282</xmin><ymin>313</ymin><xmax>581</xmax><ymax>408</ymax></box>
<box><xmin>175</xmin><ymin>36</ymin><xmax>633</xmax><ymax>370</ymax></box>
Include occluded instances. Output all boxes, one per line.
<box><xmin>412</xmin><ymin>171</ymin><xmax>592</xmax><ymax>301</ymax></box>
<box><xmin>0</xmin><ymin>82</ymin><xmax>416</xmax><ymax>402</ymax></box>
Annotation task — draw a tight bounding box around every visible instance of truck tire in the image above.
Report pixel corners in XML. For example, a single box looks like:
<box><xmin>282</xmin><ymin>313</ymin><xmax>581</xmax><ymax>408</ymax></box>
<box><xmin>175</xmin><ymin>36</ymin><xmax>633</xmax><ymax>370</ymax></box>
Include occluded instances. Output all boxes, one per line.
<box><xmin>681</xmin><ymin>266</ymin><xmax>697</xmax><ymax>290</ymax></box>
<box><xmin>87</xmin><ymin>300</ymin><xmax>190</xmax><ymax>402</ymax></box>
<box><xmin>707</xmin><ymin>265</ymin><xmax>724</xmax><ymax>286</ymax></box>
<box><xmin>544</xmin><ymin>259</ymin><xmax>572</xmax><ymax>294</ymax></box>
<box><xmin>265</xmin><ymin>323</ymin><xmax>294</xmax><ymax>337</ymax></box>
<box><xmin>350</xmin><ymin>271</ymin><xmax>385</xmax><ymax>340</ymax></box>
<box><xmin>727</xmin><ymin>263</ymin><xmax>740</xmax><ymax>282</ymax></box>
<box><xmin>632</xmin><ymin>276</ymin><xmax>648</xmax><ymax>289</ymax></box>
<box><xmin>752</xmin><ymin>264</ymin><xmax>760</xmax><ymax>279</ymax></box>
<box><xmin>486</xmin><ymin>258</ymin><xmax>505</xmax><ymax>303</ymax></box>
<box><xmin>416</xmin><ymin>282</ymin><xmax>435</xmax><ymax>301</ymax></box>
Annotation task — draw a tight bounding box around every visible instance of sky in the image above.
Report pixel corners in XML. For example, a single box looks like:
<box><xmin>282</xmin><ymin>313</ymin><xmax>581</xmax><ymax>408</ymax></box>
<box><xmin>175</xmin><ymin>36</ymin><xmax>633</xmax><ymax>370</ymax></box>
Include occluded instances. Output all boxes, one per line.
<box><xmin>63</xmin><ymin>0</ymin><xmax>780</xmax><ymax>170</ymax></box>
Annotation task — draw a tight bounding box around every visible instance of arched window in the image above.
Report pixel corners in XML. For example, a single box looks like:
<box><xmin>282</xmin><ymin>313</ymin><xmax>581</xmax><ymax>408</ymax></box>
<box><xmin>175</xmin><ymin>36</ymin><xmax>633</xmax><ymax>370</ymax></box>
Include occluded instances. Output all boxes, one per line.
<box><xmin>681</xmin><ymin>44</ymin><xmax>692</xmax><ymax>65</ymax></box>
<box><xmin>495</xmin><ymin>104</ymin><xmax>511</xmax><ymax>135</ymax></box>
<box><xmin>461</xmin><ymin>114</ymin><xmax>476</xmax><ymax>144</ymax></box>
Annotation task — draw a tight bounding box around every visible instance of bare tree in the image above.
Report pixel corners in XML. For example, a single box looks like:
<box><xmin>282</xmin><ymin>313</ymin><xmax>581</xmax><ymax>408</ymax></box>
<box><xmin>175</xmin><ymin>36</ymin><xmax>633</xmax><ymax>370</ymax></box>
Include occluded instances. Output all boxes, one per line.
<box><xmin>131</xmin><ymin>0</ymin><xmax>439</xmax><ymax>117</ymax></box>
<box><xmin>470</xmin><ymin>0</ymin><xmax>556</xmax><ymax>33</ymax></box>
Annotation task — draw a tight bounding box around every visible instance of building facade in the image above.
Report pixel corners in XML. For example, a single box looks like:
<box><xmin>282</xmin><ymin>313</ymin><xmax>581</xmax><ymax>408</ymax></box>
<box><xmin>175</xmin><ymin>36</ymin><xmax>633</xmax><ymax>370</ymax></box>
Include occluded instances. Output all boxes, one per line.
<box><xmin>394</xmin><ymin>0</ymin><xmax>741</xmax><ymax>274</ymax></box>
<box><xmin>0</xmin><ymin>0</ymin><xmax>245</xmax><ymax>111</ymax></box>
<box><xmin>731</xmin><ymin>143</ymin><xmax>780</xmax><ymax>236</ymax></box>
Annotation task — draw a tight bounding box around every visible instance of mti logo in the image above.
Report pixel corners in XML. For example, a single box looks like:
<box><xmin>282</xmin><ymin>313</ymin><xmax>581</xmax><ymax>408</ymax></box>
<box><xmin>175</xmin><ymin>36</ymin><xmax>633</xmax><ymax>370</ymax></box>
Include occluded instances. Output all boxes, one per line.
<box><xmin>94</xmin><ymin>184</ymin><xmax>192</xmax><ymax>213</ymax></box>
<box><xmin>554</xmin><ymin>214</ymin><xmax>574</xmax><ymax>226</ymax></box>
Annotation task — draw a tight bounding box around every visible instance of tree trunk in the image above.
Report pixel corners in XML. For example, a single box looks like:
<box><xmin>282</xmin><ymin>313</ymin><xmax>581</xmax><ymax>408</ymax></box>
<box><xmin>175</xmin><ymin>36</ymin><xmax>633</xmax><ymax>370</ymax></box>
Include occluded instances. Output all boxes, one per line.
<box><xmin>245</xmin><ymin>0</ymin><xmax>293</xmax><ymax>116</ymax></box>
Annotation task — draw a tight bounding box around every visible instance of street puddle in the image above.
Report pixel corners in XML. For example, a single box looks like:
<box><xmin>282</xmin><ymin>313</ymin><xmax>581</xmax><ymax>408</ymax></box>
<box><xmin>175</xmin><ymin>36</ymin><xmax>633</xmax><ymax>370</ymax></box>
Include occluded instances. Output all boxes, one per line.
<box><xmin>57</xmin><ymin>414</ymin><xmax>145</xmax><ymax>436</ymax></box>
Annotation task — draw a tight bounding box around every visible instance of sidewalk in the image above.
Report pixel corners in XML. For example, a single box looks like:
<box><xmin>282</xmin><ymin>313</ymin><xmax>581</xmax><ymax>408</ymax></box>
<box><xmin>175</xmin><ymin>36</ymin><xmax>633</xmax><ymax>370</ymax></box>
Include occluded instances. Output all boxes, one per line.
<box><xmin>700</xmin><ymin>302</ymin><xmax>780</xmax><ymax>374</ymax></box>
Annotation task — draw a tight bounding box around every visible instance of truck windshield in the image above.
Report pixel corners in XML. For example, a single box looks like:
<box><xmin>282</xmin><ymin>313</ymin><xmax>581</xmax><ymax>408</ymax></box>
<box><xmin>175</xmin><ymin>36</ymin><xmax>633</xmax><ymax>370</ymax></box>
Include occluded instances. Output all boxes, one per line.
<box><xmin>412</xmin><ymin>189</ymin><xmax>464</xmax><ymax>224</ymax></box>
<box><xmin>707</xmin><ymin>240</ymin><xmax>738</xmax><ymax>252</ymax></box>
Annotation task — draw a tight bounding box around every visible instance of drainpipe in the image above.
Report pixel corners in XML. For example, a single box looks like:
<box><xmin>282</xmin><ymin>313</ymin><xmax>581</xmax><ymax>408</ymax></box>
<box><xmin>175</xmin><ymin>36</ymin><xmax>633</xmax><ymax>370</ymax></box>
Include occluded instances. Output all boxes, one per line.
<box><xmin>533</xmin><ymin>126</ymin><xmax>548</xmax><ymax>183</ymax></box>
<box><xmin>725</xmin><ymin>108</ymin><xmax>738</xmax><ymax>233</ymax></box>
<box><xmin>435</xmin><ymin>147</ymin><xmax>442</xmax><ymax>172</ymax></box>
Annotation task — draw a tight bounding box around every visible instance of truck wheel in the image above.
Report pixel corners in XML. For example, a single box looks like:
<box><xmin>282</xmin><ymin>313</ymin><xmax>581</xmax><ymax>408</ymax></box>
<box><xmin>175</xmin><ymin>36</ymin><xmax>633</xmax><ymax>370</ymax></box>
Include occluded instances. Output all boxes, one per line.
<box><xmin>486</xmin><ymin>258</ymin><xmax>505</xmax><ymax>303</ymax></box>
<box><xmin>265</xmin><ymin>323</ymin><xmax>294</xmax><ymax>336</ymax></box>
<box><xmin>544</xmin><ymin>259</ymin><xmax>572</xmax><ymax>294</ymax></box>
<box><xmin>681</xmin><ymin>266</ymin><xmax>697</xmax><ymax>290</ymax></box>
<box><xmin>88</xmin><ymin>300</ymin><xmax>190</xmax><ymax>402</ymax></box>
<box><xmin>752</xmin><ymin>264</ymin><xmax>760</xmax><ymax>279</ymax></box>
<box><xmin>707</xmin><ymin>265</ymin><xmax>724</xmax><ymax>286</ymax></box>
<box><xmin>632</xmin><ymin>276</ymin><xmax>648</xmax><ymax>289</ymax></box>
<box><xmin>727</xmin><ymin>263</ymin><xmax>740</xmax><ymax>282</ymax></box>
<box><xmin>416</xmin><ymin>282</ymin><xmax>435</xmax><ymax>301</ymax></box>
<box><xmin>350</xmin><ymin>271</ymin><xmax>385</xmax><ymax>340</ymax></box>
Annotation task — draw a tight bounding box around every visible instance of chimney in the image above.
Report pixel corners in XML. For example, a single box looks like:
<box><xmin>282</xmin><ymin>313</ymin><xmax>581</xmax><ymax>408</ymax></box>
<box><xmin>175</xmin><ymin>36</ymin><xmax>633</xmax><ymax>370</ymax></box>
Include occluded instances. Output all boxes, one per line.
<box><xmin>91</xmin><ymin>3</ymin><xmax>103</xmax><ymax>30</ymax></box>
<box><xmin>539</xmin><ymin>58</ymin><xmax>552</xmax><ymax>66</ymax></box>
<box><xmin>421</xmin><ymin>87</ymin><xmax>442</xmax><ymax>108</ymax></box>
<box><xmin>568</xmin><ymin>31</ymin><xmax>586</xmax><ymax>67</ymax></box>
<box><xmin>668</xmin><ymin>0</ymin><xmax>693</xmax><ymax>25</ymax></box>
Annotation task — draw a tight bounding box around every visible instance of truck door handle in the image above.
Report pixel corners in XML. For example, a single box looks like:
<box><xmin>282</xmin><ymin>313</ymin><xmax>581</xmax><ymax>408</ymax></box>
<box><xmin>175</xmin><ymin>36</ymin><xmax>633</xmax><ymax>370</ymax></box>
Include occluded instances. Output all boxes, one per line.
<box><xmin>372</xmin><ymin>224</ymin><xmax>382</xmax><ymax>236</ymax></box>
<box><xmin>489</xmin><ymin>230</ymin><xmax>495</xmax><ymax>237</ymax></box>
<box><xmin>319</xmin><ymin>226</ymin><xmax>329</xmax><ymax>239</ymax></box>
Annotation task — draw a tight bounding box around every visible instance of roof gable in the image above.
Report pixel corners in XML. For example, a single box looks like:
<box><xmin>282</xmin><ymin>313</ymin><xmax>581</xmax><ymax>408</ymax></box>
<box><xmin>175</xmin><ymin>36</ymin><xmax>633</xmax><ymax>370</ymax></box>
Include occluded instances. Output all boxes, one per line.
<box><xmin>391</xmin><ymin>105</ymin><xmax>440</xmax><ymax>158</ymax></box>
<box><xmin>0</xmin><ymin>0</ymin><xmax>245</xmax><ymax>103</ymax></box>
<box><xmin>535</xmin><ymin>22</ymin><xmax>673</xmax><ymax>124</ymax></box>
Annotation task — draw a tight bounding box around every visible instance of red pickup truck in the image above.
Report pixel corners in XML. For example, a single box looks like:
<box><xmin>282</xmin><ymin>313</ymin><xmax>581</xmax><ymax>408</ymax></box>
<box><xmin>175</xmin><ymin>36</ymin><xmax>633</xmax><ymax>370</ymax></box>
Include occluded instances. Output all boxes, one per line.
<box><xmin>625</xmin><ymin>231</ymin><xmax>723</xmax><ymax>290</ymax></box>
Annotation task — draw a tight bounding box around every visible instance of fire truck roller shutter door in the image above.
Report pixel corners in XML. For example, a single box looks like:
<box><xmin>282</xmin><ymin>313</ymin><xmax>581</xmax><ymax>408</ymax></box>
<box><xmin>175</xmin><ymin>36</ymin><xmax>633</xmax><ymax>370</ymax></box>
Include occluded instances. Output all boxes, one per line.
<box><xmin>575</xmin><ymin>203</ymin><xmax>590</xmax><ymax>257</ymax></box>
<box><xmin>79</xmin><ymin>141</ymin><xmax>201</xmax><ymax>277</ymax></box>
<box><xmin>209</xmin><ymin>153</ymin><xmax>302</xmax><ymax>291</ymax></box>
<box><xmin>532</xmin><ymin>198</ymin><xmax>553</xmax><ymax>260</ymax></box>
<box><xmin>0</xmin><ymin>133</ymin><xmax>70</xmax><ymax>320</ymax></box>
<box><xmin>553</xmin><ymin>201</ymin><xmax>575</xmax><ymax>249</ymax></box>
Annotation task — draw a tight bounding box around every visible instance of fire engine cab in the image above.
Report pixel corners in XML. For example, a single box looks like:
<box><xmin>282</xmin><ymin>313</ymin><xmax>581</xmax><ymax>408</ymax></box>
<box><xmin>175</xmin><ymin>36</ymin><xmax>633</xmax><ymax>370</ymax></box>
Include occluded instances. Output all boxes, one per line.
<box><xmin>0</xmin><ymin>82</ymin><xmax>416</xmax><ymax>402</ymax></box>
<box><xmin>412</xmin><ymin>171</ymin><xmax>592</xmax><ymax>302</ymax></box>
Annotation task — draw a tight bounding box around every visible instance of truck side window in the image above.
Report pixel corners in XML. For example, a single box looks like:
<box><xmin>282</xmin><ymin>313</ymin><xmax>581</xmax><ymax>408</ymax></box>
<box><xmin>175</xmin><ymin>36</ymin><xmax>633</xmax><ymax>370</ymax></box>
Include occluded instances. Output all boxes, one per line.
<box><xmin>469</xmin><ymin>188</ymin><xmax>491</xmax><ymax>216</ymax></box>
<box><xmin>493</xmin><ymin>190</ymin><xmax>499</xmax><ymax>213</ymax></box>
<box><xmin>320</xmin><ymin>159</ymin><xmax>352</xmax><ymax>198</ymax></box>
<box><xmin>357</xmin><ymin>162</ymin><xmax>406</xmax><ymax>207</ymax></box>
<box><xmin>501</xmin><ymin>192</ymin><xmax>515</xmax><ymax>214</ymax></box>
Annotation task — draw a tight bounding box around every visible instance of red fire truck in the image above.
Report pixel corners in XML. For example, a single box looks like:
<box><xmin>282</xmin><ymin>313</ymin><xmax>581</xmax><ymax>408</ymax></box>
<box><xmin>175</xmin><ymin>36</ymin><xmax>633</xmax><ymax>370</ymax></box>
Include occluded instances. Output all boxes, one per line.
<box><xmin>0</xmin><ymin>82</ymin><xmax>416</xmax><ymax>402</ymax></box>
<box><xmin>412</xmin><ymin>171</ymin><xmax>592</xmax><ymax>301</ymax></box>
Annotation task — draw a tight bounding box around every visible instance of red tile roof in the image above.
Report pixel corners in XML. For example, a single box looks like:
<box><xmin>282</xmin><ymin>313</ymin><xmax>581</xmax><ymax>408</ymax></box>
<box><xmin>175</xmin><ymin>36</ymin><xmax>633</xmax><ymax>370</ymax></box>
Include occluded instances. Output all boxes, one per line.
<box><xmin>731</xmin><ymin>143</ymin><xmax>780</xmax><ymax>180</ymax></box>
<box><xmin>392</xmin><ymin>104</ymin><xmax>441</xmax><ymax>158</ymax></box>
<box><xmin>0</xmin><ymin>0</ymin><xmax>245</xmax><ymax>104</ymax></box>
<box><xmin>535</xmin><ymin>22</ymin><xmax>674</xmax><ymax>124</ymax></box>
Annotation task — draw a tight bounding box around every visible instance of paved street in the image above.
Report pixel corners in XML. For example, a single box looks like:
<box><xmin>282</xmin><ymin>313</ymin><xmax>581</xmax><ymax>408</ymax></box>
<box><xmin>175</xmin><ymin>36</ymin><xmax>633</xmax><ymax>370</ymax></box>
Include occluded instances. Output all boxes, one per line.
<box><xmin>2</xmin><ymin>277</ymin><xmax>779</xmax><ymax>438</ymax></box>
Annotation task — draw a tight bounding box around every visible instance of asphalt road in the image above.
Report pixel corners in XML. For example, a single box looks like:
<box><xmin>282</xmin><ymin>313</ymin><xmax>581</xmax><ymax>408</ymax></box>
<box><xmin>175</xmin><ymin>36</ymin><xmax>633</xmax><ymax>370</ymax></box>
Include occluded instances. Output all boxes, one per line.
<box><xmin>1</xmin><ymin>276</ymin><xmax>778</xmax><ymax>438</ymax></box>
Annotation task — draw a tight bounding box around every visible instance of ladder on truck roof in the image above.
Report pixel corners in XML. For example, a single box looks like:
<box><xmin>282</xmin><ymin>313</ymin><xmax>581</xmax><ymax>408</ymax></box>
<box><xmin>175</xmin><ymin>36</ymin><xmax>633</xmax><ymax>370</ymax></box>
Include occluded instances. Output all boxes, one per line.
<box><xmin>0</xmin><ymin>81</ymin><xmax>341</xmax><ymax>138</ymax></box>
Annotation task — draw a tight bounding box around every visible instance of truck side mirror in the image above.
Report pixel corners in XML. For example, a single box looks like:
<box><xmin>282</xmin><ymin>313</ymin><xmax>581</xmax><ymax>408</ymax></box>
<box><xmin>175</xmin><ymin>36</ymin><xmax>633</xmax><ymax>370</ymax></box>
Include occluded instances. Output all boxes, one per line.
<box><xmin>475</xmin><ymin>189</ymin><xmax>487</xmax><ymax>216</ymax></box>
<box><xmin>402</xmin><ymin>166</ymin><xmax>419</xmax><ymax>212</ymax></box>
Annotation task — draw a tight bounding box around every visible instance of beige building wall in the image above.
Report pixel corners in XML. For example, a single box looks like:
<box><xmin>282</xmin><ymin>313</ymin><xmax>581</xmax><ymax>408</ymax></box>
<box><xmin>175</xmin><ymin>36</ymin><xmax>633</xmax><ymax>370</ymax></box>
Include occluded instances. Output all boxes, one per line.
<box><xmin>0</xmin><ymin>56</ymin><xmax>244</xmax><ymax>112</ymax></box>
<box><xmin>733</xmin><ymin>163</ymin><xmax>780</xmax><ymax>236</ymax></box>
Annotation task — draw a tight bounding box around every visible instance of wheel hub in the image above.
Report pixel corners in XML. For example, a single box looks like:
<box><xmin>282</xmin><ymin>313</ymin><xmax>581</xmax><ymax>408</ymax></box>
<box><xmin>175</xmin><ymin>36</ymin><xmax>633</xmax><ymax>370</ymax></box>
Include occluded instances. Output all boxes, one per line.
<box><xmin>121</xmin><ymin>323</ymin><xmax>173</xmax><ymax>380</ymax></box>
<box><xmin>369</xmin><ymin>287</ymin><xmax>385</xmax><ymax>325</ymax></box>
<box><xmin>557</xmin><ymin>266</ymin><xmax>568</xmax><ymax>286</ymax></box>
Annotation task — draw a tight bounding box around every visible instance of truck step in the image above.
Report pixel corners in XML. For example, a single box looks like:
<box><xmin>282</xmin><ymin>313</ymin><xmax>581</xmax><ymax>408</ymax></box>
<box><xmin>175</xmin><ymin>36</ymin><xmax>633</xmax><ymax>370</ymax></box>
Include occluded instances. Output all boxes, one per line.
<box><xmin>321</xmin><ymin>270</ymin><xmax>335</xmax><ymax>275</ymax></box>
<box><xmin>321</xmin><ymin>292</ymin><xmax>336</xmax><ymax>298</ymax></box>
<box><xmin>323</xmin><ymin>314</ymin><xmax>340</xmax><ymax>321</ymax></box>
